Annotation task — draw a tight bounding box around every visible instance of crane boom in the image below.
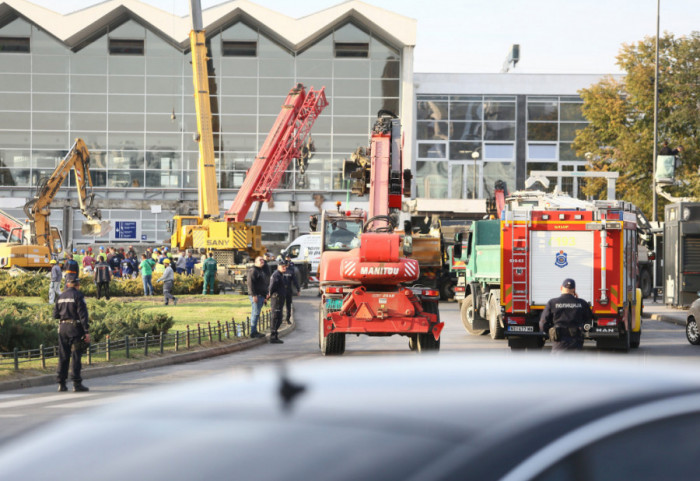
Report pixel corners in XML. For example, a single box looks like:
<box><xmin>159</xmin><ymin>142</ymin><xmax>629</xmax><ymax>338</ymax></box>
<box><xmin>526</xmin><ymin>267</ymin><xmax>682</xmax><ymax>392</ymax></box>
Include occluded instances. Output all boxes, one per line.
<box><xmin>225</xmin><ymin>84</ymin><xmax>328</xmax><ymax>223</ymax></box>
<box><xmin>189</xmin><ymin>0</ymin><xmax>219</xmax><ymax>219</ymax></box>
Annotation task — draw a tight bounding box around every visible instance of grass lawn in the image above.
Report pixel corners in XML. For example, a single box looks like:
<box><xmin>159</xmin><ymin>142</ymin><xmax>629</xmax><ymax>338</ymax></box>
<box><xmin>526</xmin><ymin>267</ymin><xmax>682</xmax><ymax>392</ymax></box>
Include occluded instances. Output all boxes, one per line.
<box><xmin>130</xmin><ymin>294</ymin><xmax>257</xmax><ymax>331</ymax></box>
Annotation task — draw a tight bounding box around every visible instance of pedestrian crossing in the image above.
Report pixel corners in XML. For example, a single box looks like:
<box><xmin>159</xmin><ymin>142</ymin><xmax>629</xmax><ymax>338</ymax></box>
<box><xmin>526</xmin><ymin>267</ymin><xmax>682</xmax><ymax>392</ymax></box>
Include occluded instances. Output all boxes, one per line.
<box><xmin>0</xmin><ymin>391</ymin><xmax>128</xmax><ymax>416</ymax></box>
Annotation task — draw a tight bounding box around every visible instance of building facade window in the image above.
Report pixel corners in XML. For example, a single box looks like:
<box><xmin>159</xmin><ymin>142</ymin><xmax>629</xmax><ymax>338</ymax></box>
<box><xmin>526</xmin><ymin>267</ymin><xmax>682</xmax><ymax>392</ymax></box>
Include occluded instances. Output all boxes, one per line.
<box><xmin>416</xmin><ymin>94</ymin><xmax>516</xmax><ymax>199</ymax></box>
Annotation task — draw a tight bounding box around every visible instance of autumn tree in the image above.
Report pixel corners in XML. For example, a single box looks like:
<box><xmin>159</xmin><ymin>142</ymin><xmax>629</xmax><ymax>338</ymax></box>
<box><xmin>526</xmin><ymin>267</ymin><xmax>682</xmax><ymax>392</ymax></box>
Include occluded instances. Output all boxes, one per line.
<box><xmin>574</xmin><ymin>32</ymin><xmax>699</xmax><ymax>218</ymax></box>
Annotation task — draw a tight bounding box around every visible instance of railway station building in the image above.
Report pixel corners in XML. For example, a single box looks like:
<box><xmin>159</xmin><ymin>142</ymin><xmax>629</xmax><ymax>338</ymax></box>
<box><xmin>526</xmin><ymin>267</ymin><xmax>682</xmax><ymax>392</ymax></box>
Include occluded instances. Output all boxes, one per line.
<box><xmin>0</xmin><ymin>0</ymin><xmax>615</xmax><ymax>246</ymax></box>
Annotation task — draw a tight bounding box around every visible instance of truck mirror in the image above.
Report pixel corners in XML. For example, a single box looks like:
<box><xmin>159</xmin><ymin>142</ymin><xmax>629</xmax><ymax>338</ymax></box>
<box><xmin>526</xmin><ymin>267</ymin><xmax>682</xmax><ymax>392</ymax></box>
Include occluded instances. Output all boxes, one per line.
<box><xmin>165</xmin><ymin>220</ymin><xmax>173</xmax><ymax>234</ymax></box>
<box><xmin>453</xmin><ymin>243</ymin><xmax>462</xmax><ymax>259</ymax></box>
<box><xmin>455</xmin><ymin>232</ymin><xmax>463</xmax><ymax>243</ymax></box>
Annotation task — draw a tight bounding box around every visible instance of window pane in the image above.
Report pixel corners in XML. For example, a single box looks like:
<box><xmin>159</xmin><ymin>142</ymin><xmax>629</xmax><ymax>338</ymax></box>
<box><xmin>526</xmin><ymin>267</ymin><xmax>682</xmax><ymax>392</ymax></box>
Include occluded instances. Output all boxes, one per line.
<box><xmin>108</xmin><ymin>113</ymin><xmax>144</xmax><ymax>131</ymax></box>
<box><xmin>0</xmin><ymin>54</ymin><xmax>30</xmax><ymax>73</ymax></box>
<box><xmin>297</xmin><ymin>59</ymin><xmax>332</xmax><ymax>78</ymax></box>
<box><xmin>0</xmin><ymin>130</ymin><xmax>30</xmax><ymax>148</ymax></box>
<box><xmin>370</xmin><ymin>79</ymin><xmax>398</xmax><ymax>98</ymax></box>
<box><xmin>334</xmin><ymin>97</ymin><xmax>369</xmax><ymax>116</ymax></box>
<box><xmin>560</xmin><ymin>122</ymin><xmax>588</xmax><ymax>141</ymax></box>
<box><xmin>145</xmin><ymin>114</ymin><xmax>181</xmax><ymax>132</ymax></box>
<box><xmin>528</xmin><ymin>101</ymin><xmax>558</xmax><ymax>121</ymax></box>
<box><xmin>485</xmin><ymin>122</ymin><xmax>515</xmax><ymax>141</ymax></box>
<box><xmin>146</xmin><ymin>170</ymin><xmax>180</xmax><ymax>187</ymax></box>
<box><xmin>108</xmin><ymin>150</ymin><xmax>143</xmax><ymax>169</ymax></box>
<box><xmin>220</xmin><ymin>77</ymin><xmax>257</xmax><ymax>96</ymax></box>
<box><xmin>449</xmin><ymin>142</ymin><xmax>481</xmax><ymax>160</ymax></box>
<box><xmin>108</xmin><ymin>95</ymin><xmax>144</xmax><ymax>113</ymax></box>
<box><xmin>109</xmin><ymin>56</ymin><xmax>145</xmax><ymax>75</ymax></box>
<box><xmin>559</xmin><ymin>142</ymin><xmax>585</xmax><ymax>161</ymax></box>
<box><xmin>32</xmin><ymin>113</ymin><xmax>68</xmax><ymax>130</ymax></box>
<box><xmin>418</xmin><ymin>121</ymin><xmax>450</xmax><ymax>141</ymax></box>
<box><xmin>0</xmin><ymin>168</ymin><xmax>31</xmax><ymax>186</ymax></box>
<box><xmin>450</xmin><ymin>102</ymin><xmax>483</xmax><ymax>121</ymax></box>
<box><xmin>220</xmin><ymin>115</ymin><xmax>256</xmax><ymax>133</ymax></box>
<box><xmin>71</xmin><ymin>94</ymin><xmax>107</xmax><ymax>112</ymax></box>
<box><xmin>109</xmin><ymin>132</ymin><xmax>144</xmax><ymax>150</ymax></box>
<box><xmin>528</xmin><ymin>122</ymin><xmax>557</xmax><ymax>141</ymax></box>
<box><xmin>145</xmin><ymin>133</ymin><xmax>181</xmax><ymax>151</ymax></box>
<box><xmin>418</xmin><ymin>143</ymin><xmax>446</xmax><ymax>159</ymax></box>
<box><xmin>0</xmin><ymin>112</ymin><xmax>29</xmax><ymax>129</ymax></box>
<box><xmin>146</xmin><ymin>151</ymin><xmax>181</xmax><ymax>169</ymax></box>
<box><xmin>370</xmin><ymin>59</ymin><xmax>400</xmax><ymax>79</ymax></box>
<box><xmin>71</xmin><ymin>54</ymin><xmax>108</xmax><ymax>75</ymax></box>
<box><xmin>32</xmin><ymin>131</ymin><xmax>69</xmax><ymax>148</ymax></box>
<box><xmin>370</xmin><ymin>38</ymin><xmax>400</xmax><ymax>61</ymax></box>
<box><xmin>108</xmin><ymin>170</ymin><xmax>143</xmax><ymax>188</ymax></box>
<box><xmin>334</xmin><ymin>79</ymin><xmax>369</xmax><ymax>97</ymax></box>
<box><xmin>33</xmin><ymin>74</ymin><xmax>68</xmax><ymax>93</ymax></box>
<box><xmin>416</xmin><ymin>160</ymin><xmax>448</xmax><ymax>198</ymax></box>
<box><xmin>484</xmin><ymin>143</ymin><xmax>514</xmax><ymax>160</ymax></box>
<box><xmin>484</xmin><ymin>102</ymin><xmax>515</xmax><ymax>121</ymax></box>
<box><xmin>220</xmin><ymin>57</ymin><xmax>258</xmax><ymax>77</ymax></box>
<box><xmin>0</xmin><ymin>93</ymin><xmax>30</xmax><ymax>110</ymax></box>
<box><xmin>33</xmin><ymin>93</ymin><xmax>68</xmax><ymax>112</ymax></box>
<box><xmin>560</xmin><ymin>102</ymin><xmax>585</xmax><ymax>121</ymax></box>
<box><xmin>528</xmin><ymin>143</ymin><xmax>557</xmax><ymax>160</ymax></box>
<box><xmin>333</xmin><ymin>135</ymin><xmax>366</xmax><ymax>154</ymax></box>
<box><xmin>259</xmin><ymin>58</ymin><xmax>293</xmax><ymax>77</ymax></box>
<box><xmin>109</xmin><ymin>75</ymin><xmax>144</xmax><ymax>94</ymax></box>
<box><xmin>221</xmin><ymin>133</ymin><xmax>257</xmax><ymax>151</ymax></box>
<box><xmin>333</xmin><ymin>116</ymin><xmax>369</xmax><ymax>135</ymax></box>
<box><xmin>483</xmin><ymin>161</ymin><xmax>515</xmax><ymax>195</ymax></box>
<box><xmin>32</xmin><ymin>152</ymin><xmax>61</xmax><ymax>168</ymax></box>
<box><xmin>259</xmin><ymin>78</ymin><xmax>295</xmax><ymax>96</ymax></box>
<box><xmin>70</xmin><ymin>113</ymin><xmax>107</xmax><ymax>131</ymax></box>
<box><xmin>32</xmin><ymin>55</ymin><xmax>68</xmax><ymax>74</ymax></box>
<box><xmin>449</xmin><ymin>121</ymin><xmax>481</xmax><ymax>141</ymax></box>
<box><xmin>71</xmin><ymin>75</ymin><xmax>107</xmax><ymax>94</ymax></box>
<box><xmin>72</xmin><ymin>132</ymin><xmax>106</xmax><ymax>149</ymax></box>
<box><xmin>145</xmin><ymin>95</ymin><xmax>180</xmax><ymax>114</ymax></box>
<box><xmin>417</xmin><ymin>101</ymin><xmax>448</xmax><ymax>120</ymax></box>
<box><xmin>0</xmin><ymin>73</ymin><xmax>30</xmax><ymax>92</ymax></box>
<box><xmin>335</xmin><ymin>59</ymin><xmax>370</xmax><ymax>78</ymax></box>
<box><xmin>145</xmin><ymin>76</ymin><xmax>181</xmax><ymax>95</ymax></box>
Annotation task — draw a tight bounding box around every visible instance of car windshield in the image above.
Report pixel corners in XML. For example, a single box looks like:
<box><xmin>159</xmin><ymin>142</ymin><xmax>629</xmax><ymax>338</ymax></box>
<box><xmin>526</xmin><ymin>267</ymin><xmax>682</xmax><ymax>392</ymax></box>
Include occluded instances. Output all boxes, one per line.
<box><xmin>324</xmin><ymin>218</ymin><xmax>363</xmax><ymax>251</ymax></box>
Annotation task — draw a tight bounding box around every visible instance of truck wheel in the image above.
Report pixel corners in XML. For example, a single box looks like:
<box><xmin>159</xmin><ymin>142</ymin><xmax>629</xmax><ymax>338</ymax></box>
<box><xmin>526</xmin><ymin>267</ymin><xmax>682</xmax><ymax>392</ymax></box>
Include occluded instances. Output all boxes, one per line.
<box><xmin>687</xmin><ymin>318</ymin><xmax>700</xmax><ymax>345</ymax></box>
<box><xmin>440</xmin><ymin>280</ymin><xmax>455</xmax><ymax>301</ymax></box>
<box><xmin>488</xmin><ymin>296</ymin><xmax>504</xmax><ymax>340</ymax></box>
<box><xmin>417</xmin><ymin>301</ymin><xmax>440</xmax><ymax>352</ymax></box>
<box><xmin>408</xmin><ymin>335</ymin><xmax>418</xmax><ymax>351</ymax></box>
<box><xmin>461</xmin><ymin>294</ymin><xmax>488</xmax><ymax>336</ymax></box>
<box><xmin>319</xmin><ymin>305</ymin><xmax>345</xmax><ymax>356</ymax></box>
<box><xmin>640</xmin><ymin>269</ymin><xmax>652</xmax><ymax>299</ymax></box>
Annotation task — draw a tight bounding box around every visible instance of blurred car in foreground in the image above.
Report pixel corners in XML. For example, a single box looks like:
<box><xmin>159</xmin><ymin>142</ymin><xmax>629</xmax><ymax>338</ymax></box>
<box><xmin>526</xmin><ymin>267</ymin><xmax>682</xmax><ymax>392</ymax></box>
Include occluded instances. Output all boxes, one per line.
<box><xmin>1</xmin><ymin>355</ymin><xmax>700</xmax><ymax>481</ymax></box>
<box><xmin>686</xmin><ymin>296</ymin><xmax>700</xmax><ymax>345</ymax></box>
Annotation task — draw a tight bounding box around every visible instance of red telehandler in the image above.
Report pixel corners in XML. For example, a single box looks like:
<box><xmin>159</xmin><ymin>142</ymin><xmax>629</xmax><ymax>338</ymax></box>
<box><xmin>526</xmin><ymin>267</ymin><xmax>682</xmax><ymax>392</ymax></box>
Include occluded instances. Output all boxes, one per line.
<box><xmin>317</xmin><ymin>112</ymin><xmax>444</xmax><ymax>355</ymax></box>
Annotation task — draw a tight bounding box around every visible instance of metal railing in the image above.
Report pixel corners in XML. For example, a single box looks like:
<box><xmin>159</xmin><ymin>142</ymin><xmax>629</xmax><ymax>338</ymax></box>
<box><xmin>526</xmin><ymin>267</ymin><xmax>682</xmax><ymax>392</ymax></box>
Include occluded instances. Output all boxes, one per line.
<box><xmin>0</xmin><ymin>309</ymin><xmax>272</xmax><ymax>371</ymax></box>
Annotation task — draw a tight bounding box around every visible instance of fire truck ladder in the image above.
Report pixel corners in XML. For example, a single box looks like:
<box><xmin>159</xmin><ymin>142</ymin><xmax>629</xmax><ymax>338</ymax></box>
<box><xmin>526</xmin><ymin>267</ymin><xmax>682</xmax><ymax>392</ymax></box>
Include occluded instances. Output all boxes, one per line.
<box><xmin>511</xmin><ymin>221</ymin><xmax>529</xmax><ymax>312</ymax></box>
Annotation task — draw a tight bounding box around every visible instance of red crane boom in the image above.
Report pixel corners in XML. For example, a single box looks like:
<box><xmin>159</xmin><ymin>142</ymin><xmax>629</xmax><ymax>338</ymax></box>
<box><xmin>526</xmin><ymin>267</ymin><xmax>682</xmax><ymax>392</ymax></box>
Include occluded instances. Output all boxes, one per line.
<box><xmin>225</xmin><ymin>84</ymin><xmax>328</xmax><ymax>223</ymax></box>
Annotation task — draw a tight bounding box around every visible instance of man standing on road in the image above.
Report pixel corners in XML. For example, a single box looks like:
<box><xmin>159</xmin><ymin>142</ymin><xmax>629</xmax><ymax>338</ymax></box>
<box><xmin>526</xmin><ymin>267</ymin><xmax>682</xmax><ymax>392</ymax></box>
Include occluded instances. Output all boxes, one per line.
<box><xmin>202</xmin><ymin>252</ymin><xmax>217</xmax><ymax>295</ymax></box>
<box><xmin>247</xmin><ymin>256</ymin><xmax>268</xmax><ymax>339</ymax></box>
<box><xmin>156</xmin><ymin>258</ymin><xmax>178</xmax><ymax>306</ymax></box>
<box><xmin>282</xmin><ymin>254</ymin><xmax>300</xmax><ymax>324</ymax></box>
<box><xmin>267</xmin><ymin>261</ymin><xmax>289</xmax><ymax>344</ymax></box>
<box><xmin>539</xmin><ymin>278</ymin><xmax>593</xmax><ymax>352</ymax></box>
<box><xmin>49</xmin><ymin>259</ymin><xmax>62</xmax><ymax>305</ymax></box>
<box><xmin>94</xmin><ymin>255</ymin><xmax>112</xmax><ymax>300</ymax></box>
<box><xmin>54</xmin><ymin>278</ymin><xmax>90</xmax><ymax>392</ymax></box>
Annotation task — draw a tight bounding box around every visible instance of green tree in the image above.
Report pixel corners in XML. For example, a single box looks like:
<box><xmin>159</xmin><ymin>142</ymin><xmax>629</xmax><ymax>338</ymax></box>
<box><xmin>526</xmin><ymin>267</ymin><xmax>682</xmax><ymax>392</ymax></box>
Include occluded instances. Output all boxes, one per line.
<box><xmin>574</xmin><ymin>32</ymin><xmax>699</xmax><ymax>218</ymax></box>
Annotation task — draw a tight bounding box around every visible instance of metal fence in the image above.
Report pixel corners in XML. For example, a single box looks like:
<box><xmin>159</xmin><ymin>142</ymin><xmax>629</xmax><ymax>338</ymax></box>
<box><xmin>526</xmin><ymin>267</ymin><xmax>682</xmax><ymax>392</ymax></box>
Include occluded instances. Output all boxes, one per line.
<box><xmin>0</xmin><ymin>309</ymin><xmax>272</xmax><ymax>371</ymax></box>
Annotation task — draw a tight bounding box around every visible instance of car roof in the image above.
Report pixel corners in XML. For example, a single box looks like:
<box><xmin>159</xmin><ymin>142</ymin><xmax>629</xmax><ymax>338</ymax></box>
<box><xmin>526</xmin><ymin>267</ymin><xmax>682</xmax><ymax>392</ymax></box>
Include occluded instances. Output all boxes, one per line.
<box><xmin>2</xmin><ymin>354</ymin><xmax>700</xmax><ymax>480</ymax></box>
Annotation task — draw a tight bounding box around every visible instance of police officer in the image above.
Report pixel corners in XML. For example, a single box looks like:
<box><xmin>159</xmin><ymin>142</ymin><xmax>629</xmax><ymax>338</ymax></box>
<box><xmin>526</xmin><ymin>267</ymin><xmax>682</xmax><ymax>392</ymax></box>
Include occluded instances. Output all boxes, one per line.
<box><xmin>54</xmin><ymin>278</ymin><xmax>90</xmax><ymax>392</ymax></box>
<box><xmin>539</xmin><ymin>278</ymin><xmax>593</xmax><ymax>352</ymax></box>
<box><xmin>267</xmin><ymin>261</ymin><xmax>289</xmax><ymax>344</ymax></box>
<box><xmin>282</xmin><ymin>254</ymin><xmax>300</xmax><ymax>324</ymax></box>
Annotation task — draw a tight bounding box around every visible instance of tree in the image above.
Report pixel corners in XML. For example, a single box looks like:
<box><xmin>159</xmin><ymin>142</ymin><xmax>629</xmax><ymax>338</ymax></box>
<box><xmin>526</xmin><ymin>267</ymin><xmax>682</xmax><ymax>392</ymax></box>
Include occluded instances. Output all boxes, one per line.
<box><xmin>574</xmin><ymin>32</ymin><xmax>699</xmax><ymax>218</ymax></box>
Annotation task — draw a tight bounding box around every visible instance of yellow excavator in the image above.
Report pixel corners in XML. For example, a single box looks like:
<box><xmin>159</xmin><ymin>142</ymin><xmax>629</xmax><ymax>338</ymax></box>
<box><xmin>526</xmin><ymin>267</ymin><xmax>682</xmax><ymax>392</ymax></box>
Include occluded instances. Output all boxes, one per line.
<box><xmin>0</xmin><ymin>138</ymin><xmax>110</xmax><ymax>269</ymax></box>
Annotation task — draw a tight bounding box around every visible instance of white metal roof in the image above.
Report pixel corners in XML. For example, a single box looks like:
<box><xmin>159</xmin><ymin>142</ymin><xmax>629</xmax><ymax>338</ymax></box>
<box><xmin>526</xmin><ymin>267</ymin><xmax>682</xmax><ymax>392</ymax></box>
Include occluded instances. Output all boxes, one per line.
<box><xmin>0</xmin><ymin>0</ymin><xmax>416</xmax><ymax>50</ymax></box>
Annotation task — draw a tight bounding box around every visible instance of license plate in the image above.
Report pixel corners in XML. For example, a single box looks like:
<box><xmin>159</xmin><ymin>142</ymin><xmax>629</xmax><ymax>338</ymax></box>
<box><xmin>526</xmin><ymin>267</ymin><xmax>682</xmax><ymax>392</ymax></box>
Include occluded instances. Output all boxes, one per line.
<box><xmin>508</xmin><ymin>326</ymin><xmax>534</xmax><ymax>332</ymax></box>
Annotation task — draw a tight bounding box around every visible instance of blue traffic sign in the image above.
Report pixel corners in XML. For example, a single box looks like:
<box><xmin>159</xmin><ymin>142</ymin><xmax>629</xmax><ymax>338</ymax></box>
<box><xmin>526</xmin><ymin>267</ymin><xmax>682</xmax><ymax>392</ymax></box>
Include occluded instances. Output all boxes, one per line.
<box><xmin>114</xmin><ymin>221</ymin><xmax>137</xmax><ymax>239</ymax></box>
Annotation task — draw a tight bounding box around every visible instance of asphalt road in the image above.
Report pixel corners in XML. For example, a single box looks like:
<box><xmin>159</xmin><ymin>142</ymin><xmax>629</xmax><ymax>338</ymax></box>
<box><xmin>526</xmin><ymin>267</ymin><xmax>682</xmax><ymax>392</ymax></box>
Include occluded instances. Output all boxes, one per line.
<box><xmin>0</xmin><ymin>289</ymin><xmax>695</xmax><ymax>445</ymax></box>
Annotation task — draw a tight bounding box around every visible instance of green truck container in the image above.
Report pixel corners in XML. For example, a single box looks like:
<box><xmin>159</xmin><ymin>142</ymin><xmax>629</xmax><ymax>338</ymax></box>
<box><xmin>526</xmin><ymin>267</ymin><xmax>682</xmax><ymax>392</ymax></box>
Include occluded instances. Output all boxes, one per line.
<box><xmin>453</xmin><ymin>219</ymin><xmax>504</xmax><ymax>340</ymax></box>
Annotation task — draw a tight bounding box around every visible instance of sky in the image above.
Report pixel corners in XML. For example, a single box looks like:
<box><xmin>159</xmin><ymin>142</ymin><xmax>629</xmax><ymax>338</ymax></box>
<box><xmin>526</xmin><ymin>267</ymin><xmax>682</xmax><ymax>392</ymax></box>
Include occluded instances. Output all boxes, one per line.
<box><xmin>26</xmin><ymin>0</ymin><xmax>699</xmax><ymax>74</ymax></box>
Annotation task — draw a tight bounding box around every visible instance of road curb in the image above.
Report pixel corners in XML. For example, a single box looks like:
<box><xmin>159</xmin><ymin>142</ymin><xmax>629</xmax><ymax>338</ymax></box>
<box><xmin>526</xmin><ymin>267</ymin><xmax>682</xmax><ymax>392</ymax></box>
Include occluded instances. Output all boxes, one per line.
<box><xmin>0</xmin><ymin>319</ymin><xmax>296</xmax><ymax>393</ymax></box>
<box><xmin>650</xmin><ymin>314</ymin><xmax>685</xmax><ymax>327</ymax></box>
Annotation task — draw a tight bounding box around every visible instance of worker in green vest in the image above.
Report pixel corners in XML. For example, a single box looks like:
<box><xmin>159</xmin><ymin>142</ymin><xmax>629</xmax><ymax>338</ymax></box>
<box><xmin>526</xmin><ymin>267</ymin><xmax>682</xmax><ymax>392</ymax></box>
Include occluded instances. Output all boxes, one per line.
<box><xmin>202</xmin><ymin>252</ymin><xmax>217</xmax><ymax>295</ymax></box>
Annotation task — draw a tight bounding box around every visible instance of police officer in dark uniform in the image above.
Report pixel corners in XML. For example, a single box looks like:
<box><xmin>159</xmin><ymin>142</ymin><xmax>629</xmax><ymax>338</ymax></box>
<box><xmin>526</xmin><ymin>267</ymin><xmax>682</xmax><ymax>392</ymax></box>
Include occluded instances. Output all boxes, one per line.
<box><xmin>282</xmin><ymin>254</ymin><xmax>300</xmax><ymax>325</ymax></box>
<box><xmin>539</xmin><ymin>278</ymin><xmax>593</xmax><ymax>352</ymax></box>
<box><xmin>267</xmin><ymin>261</ymin><xmax>289</xmax><ymax>344</ymax></box>
<box><xmin>53</xmin><ymin>278</ymin><xmax>90</xmax><ymax>392</ymax></box>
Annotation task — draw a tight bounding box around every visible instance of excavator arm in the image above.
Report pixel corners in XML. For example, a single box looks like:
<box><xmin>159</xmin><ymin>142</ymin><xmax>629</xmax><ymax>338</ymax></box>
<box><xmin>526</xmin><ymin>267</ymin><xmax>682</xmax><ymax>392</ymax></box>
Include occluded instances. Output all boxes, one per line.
<box><xmin>24</xmin><ymin>138</ymin><xmax>109</xmax><ymax>250</ymax></box>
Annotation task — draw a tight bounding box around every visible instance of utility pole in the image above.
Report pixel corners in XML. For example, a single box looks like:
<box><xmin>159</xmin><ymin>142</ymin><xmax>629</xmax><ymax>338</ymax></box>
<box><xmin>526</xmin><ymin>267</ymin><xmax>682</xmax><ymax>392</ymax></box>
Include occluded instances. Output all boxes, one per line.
<box><xmin>652</xmin><ymin>0</ymin><xmax>660</xmax><ymax>222</ymax></box>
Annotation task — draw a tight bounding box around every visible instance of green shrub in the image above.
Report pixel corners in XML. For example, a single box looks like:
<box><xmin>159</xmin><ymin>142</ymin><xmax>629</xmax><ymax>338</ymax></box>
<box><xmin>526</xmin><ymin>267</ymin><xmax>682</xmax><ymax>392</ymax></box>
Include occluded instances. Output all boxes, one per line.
<box><xmin>0</xmin><ymin>298</ymin><xmax>174</xmax><ymax>350</ymax></box>
<box><xmin>0</xmin><ymin>271</ymin><xmax>49</xmax><ymax>298</ymax></box>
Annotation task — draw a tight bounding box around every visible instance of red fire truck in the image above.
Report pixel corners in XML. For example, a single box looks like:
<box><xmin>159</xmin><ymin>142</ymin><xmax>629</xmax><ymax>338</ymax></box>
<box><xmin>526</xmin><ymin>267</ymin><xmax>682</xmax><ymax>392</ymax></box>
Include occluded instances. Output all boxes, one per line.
<box><xmin>501</xmin><ymin>194</ymin><xmax>643</xmax><ymax>351</ymax></box>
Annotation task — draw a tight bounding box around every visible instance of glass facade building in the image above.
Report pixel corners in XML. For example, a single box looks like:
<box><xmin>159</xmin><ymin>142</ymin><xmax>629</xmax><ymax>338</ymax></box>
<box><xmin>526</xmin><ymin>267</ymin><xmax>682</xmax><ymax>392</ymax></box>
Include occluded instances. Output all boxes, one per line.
<box><xmin>0</xmin><ymin>2</ymin><xmax>413</xmax><ymax>244</ymax></box>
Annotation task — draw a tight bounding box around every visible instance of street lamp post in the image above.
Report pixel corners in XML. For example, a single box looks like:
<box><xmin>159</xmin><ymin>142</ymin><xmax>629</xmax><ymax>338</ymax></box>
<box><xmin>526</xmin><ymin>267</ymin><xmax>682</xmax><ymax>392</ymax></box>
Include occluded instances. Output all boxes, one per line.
<box><xmin>652</xmin><ymin>0</ymin><xmax>660</xmax><ymax>222</ymax></box>
<box><xmin>459</xmin><ymin>150</ymin><xmax>481</xmax><ymax>199</ymax></box>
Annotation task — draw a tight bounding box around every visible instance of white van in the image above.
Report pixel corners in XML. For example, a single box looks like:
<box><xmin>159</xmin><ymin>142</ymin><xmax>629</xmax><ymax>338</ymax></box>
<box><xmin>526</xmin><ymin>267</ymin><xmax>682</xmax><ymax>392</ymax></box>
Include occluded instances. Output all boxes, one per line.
<box><xmin>284</xmin><ymin>233</ymin><xmax>321</xmax><ymax>275</ymax></box>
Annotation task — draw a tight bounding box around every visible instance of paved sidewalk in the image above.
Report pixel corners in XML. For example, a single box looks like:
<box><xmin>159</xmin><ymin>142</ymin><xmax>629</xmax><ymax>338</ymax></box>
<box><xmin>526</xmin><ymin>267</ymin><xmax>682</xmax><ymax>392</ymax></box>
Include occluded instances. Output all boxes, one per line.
<box><xmin>643</xmin><ymin>300</ymin><xmax>688</xmax><ymax>327</ymax></box>
<box><xmin>0</xmin><ymin>319</ymin><xmax>296</xmax><ymax>392</ymax></box>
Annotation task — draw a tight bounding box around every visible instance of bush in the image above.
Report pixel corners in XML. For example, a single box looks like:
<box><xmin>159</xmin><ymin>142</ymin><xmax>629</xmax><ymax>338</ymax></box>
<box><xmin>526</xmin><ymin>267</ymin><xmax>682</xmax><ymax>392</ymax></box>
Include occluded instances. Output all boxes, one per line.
<box><xmin>0</xmin><ymin>300</ymin><xmax>55</xmax><ymax>352</ymax></box>
<box><xmin>0</xmin><ymin>298</ymin><xmax>174</xmax><ymax>351</ymax></box>
<box><xmin>0</xmin><ymin>271</ymin><xmax>207</xmax><ymax>298</ymax></box>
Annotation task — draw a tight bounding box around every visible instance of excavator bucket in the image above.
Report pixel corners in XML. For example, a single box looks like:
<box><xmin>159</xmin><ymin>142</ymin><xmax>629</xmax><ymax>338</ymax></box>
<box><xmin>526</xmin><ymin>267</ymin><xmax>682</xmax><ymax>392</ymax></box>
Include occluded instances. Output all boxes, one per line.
<box><xmin>81</xmin><ymin>220</ymin><xmax>112</xmax><ymax>237</ymax></box>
